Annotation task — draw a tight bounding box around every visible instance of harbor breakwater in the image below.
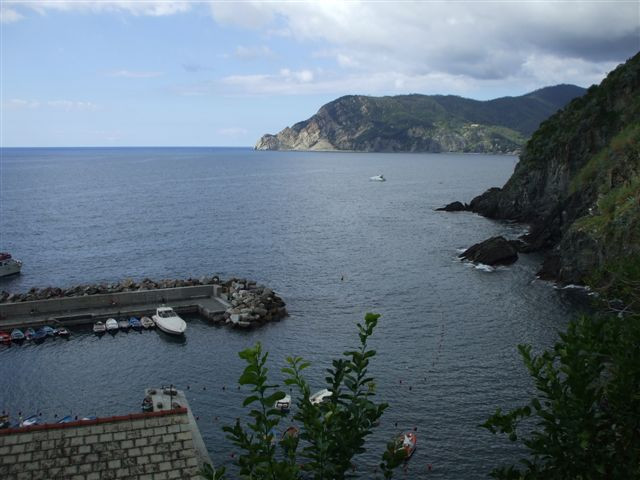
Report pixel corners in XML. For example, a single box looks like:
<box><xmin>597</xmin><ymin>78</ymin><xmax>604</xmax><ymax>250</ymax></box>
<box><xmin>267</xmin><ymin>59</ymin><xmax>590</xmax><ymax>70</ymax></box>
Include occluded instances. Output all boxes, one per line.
<box><xmin>0</xmin><ymin>276</ymin><xmax>287</xmax><ymax>329</ymax></box>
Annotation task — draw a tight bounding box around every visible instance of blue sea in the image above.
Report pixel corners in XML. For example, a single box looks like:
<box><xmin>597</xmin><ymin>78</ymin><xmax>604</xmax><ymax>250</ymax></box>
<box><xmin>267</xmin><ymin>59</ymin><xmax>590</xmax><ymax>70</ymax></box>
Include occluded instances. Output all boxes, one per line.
<box><xmin>0</xmin><ymin>147</ymin><xmax>586</xmax><ymax>478</ymax></box>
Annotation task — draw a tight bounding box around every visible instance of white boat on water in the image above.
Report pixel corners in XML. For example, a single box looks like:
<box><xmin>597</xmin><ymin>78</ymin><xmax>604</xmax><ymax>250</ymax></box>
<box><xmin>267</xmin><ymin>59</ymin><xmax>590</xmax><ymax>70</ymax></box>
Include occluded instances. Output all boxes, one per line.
<box><xmin>309</xmin><ymin>388</ymin><xmax>332</xmax><ymax>405</ymax></box>
<box><xmin>0</xmin><ymin>253</ymin><xmax>21</xmax><ymax>277</ymax></box>
<box><xmin>275</xmin><ymin>394</ymin><xmax>292</xmax><ymax>412</ymax></box>
<box><xmin>105</xmin><ymin>318</ymin><xmax>119</xmax><ymax>332</ymax></box>
<box><xmin>369</xmin><ymin>174</ymin><xmax>386</xmax><ymax>182</ymax></box>
<box><xmin>141</xmin><ymin>316</ymin><xmax>155</xmax><ymax>329</ymax></box>
<box><xmin>152</xmin><ymin>307</ymin><xmax>187</xmax><ymax>335</ymax></box>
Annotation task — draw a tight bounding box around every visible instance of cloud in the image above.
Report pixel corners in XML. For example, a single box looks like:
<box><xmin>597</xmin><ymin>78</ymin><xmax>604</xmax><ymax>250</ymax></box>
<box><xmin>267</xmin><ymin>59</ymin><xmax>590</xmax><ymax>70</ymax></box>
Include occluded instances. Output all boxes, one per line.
<box><xmin>216</xmin><ymin>127</ymin><xmax>248</xmax><ymax>137</ymax></box>
<box><xmin>108</xmin><ymin>70</ymin><xmax>163</xmax><ymax>78</ymax></box>
<box><xmin>8</xmin><ymin>1</ymin><xmax>191</xmax><ymax>18</ymax></box>
<box><xmin>210</xmin><ymin>1</ymin><xmax>639</xmax><ymax>86</ymax></box>
<box><xmin>46</xmin><ymin>100</ymin><xmax>99</xmax><ymax>111</ymax></box>
<box><xmin>4</xmin><ymin>98</ymin><xmax>40</xmax><ymax>109</ymax></box>
<box><xmin>4</xmin><ymin>98</ymin><xmax>98</xmax><ymax>110</ymax></box>
<box><xmin>1</xmin><ymin>6</ymin><xmax>23</xmax><ymax>23</ymax></box>
<box><xmin>234</xmin><ymin>45</ymin><xmax>275</xmax><ymax>60</ymax></box>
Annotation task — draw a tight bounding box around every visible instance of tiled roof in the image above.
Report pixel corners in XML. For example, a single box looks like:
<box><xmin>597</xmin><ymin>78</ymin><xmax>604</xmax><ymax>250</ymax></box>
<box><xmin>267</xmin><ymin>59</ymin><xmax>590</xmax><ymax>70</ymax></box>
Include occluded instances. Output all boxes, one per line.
<box><xmin>0</xmin><ymin>408</ymin><xmax>202</xmax><ymax>480</ymax></box>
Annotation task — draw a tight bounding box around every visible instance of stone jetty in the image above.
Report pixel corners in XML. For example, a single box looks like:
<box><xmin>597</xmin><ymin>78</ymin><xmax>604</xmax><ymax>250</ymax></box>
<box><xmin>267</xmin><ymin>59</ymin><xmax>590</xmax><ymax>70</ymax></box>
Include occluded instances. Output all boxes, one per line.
<box><xmin>0</xmin><ymin>276</ymin><xmax>287</xmax><ymax>329</ymax></box>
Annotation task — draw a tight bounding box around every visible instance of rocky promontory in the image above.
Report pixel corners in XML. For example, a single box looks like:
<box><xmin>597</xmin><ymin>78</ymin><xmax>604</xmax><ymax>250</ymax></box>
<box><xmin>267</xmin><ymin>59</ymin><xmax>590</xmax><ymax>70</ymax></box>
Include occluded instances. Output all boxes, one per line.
<box><xmin>255</xmin><ymin>85</ymin><xmax>585</xmax><ymax>154</ymax></box>
<box><xmin>441</xmin><ymin>52</ymin><xmax>640</xmax><ymax>285</ymax></box>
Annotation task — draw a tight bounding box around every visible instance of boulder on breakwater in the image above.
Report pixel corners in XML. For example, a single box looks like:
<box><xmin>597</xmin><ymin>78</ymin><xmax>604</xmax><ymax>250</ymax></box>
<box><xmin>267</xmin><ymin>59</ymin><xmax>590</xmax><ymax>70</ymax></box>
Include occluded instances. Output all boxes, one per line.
<box><xmin>221</xmin><ymin>280</ymin><xmax>288</xmax><ymax>328</ymax></box>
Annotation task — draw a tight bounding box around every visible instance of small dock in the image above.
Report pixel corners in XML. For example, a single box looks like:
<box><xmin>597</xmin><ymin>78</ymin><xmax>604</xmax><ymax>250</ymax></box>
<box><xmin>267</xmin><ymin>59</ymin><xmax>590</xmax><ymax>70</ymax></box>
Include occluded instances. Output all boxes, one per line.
<box><xmin>0</xmin><ymin>284</ymin><xmax>229</xmax><ymax>330</ymax></box>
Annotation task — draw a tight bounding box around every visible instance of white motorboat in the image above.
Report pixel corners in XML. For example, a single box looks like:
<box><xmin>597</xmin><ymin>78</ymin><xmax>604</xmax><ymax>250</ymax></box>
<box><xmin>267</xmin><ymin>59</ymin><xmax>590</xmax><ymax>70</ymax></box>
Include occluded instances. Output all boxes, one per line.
<box><xmin>274</xmin><ymin>394</ymin><xmax>292</xmax><ymax>412</ymax></box>
<box><xmin>152</xmin><ymin>306</ymin><xmax>187</xmax><ymax>335</ymax></box>
<box><xmin>309</xmin><ymin>388</ymin><xmax>332</xmax><ymax>405</ymax></box>
<box><xmin>369</xmin><ymin>174</ymin><xmax>386</xmax><ymax>182</ymax></box>
<box><xmin>0</xmin><ymin>253</ymin><xmax>21</xmax><ymax>277</ymax></box>
<box><xmin>105</xmin><ymin>318</ymin><xmax>119</xmax><ymax>332</ymax></box>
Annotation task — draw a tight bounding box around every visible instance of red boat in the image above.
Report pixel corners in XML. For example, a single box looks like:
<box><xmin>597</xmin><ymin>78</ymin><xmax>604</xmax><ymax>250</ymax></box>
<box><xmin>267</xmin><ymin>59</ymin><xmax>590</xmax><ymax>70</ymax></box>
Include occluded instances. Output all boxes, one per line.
<box><xmin>0</xmin><ymin>331</ymin><xmax>11</xmax><ymax>344</ymax></box>
<box><xmin>395</xmin><ymin>431</ymin><xmax>417</xmax><ymax>460</ymax></box>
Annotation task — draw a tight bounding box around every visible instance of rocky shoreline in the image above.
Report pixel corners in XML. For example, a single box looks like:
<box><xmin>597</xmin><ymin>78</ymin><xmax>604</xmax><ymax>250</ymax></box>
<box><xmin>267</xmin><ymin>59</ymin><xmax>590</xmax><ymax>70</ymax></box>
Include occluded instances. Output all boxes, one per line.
<box><xmin>0</xmin><ymin>276</ymin><xmax>288</xmax><ymax>328</ymax></box>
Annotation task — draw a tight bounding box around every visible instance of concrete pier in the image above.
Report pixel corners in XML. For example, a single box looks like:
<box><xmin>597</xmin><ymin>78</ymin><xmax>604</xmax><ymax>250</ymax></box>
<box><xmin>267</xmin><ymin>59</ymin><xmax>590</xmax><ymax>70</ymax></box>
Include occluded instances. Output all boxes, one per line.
<box><xmin>0</xmin><ymin>285</ymin><xmax>229</xmax><ymax>330</ymax></box>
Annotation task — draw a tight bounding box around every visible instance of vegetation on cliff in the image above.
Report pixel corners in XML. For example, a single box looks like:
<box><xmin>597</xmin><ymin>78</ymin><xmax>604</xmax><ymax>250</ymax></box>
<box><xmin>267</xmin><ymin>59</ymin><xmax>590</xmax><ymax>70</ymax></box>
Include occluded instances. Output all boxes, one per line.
<box><xmin>463</xmin><ymin>52</ymin><xmax>640</xmax><ymax>285</ymax></box>
<box><xmin>255</xmin><ymin>85</ymin><xmax>584</xmax><ymax>154</ymax></box>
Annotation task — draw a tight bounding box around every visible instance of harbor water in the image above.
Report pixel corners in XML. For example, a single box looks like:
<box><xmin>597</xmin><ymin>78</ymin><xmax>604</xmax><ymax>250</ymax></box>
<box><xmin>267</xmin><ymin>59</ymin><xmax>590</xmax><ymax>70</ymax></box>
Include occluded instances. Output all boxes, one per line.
<box><xmin>0</xmin><ymin>147</ymin><xmax>587</xmax><ymax>478</ymax></box>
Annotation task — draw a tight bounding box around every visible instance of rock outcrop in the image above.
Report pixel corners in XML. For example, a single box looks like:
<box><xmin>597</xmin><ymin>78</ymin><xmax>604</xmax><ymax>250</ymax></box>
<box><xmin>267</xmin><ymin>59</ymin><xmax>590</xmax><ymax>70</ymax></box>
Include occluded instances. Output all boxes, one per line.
<box><xmin>449</xmin><ymin>52</ymin><xmax>640</xmax><ymax>284</ymax></box>
<box><xmin>255</xmin><ymin>85</ymin><xmax>585</xmax><ymax>154</ymax></box>
<box><xmin>459</xmin><ymin>236</ymin><xmax>519</xmax><ymax>266</ymax></box>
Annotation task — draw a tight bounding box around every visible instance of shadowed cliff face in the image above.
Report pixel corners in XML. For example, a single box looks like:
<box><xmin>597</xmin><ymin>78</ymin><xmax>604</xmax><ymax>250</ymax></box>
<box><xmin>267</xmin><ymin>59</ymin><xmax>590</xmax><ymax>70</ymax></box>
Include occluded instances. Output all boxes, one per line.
<box><xmin>255</xmin><ymin>86</ymin><xmax>585</xmax><ymax>153</ymax></box>
<box><xmin>467</xmin><ymin>52</ymin><xmax>640</xmax><ymax>284</ymax></box>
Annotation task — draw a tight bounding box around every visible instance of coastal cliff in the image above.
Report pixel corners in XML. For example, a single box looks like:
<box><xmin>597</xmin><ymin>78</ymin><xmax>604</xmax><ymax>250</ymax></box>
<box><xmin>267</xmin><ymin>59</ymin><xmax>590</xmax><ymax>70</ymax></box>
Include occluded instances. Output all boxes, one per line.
<box><xmin>455</xmin><ymin>53</ymin><xmax>640</xmax><ymax>284</ymax></box>
<box><xmin>255</xmin><ymin>85</ymin><xmax>585</xmax><ymax>153</ymax></box>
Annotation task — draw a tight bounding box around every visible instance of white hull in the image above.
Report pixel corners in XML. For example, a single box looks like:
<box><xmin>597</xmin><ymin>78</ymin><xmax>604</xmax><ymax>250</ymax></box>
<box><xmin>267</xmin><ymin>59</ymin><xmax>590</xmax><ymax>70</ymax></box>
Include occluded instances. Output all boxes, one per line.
<box><xmin>0</xmin><ymin>260</ymin><xmax>21</xmax><ymax>277</ymax></box>
<box><xmin>152</xmin><ymin>307</ymin><xmax>187</xmax><ymax>335</ymax></box>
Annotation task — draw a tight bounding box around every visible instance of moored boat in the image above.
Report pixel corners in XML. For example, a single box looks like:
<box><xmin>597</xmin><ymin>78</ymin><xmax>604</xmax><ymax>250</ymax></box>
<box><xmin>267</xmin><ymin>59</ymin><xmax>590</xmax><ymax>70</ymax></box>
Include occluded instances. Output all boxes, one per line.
<box><xmin>42</xmin><ymin>326</ymin><xmax>55</xmax><ymax>337</ymax></box>
<box><xmin>141</xmin><ymin>316</ymin><xmax>155</xmax><ymax>329</ymax></box>
<box><xmin>0</xmin><ymin>252</ymin><xmax>22</xmax><ymax>277</ymax></box>
<box><xmin>129</xmin><ymin>317</ymin><xmax>142</xmax><ymax>330</ymax></box>
<box><xmin>55</xmin><ymin>327</ymin><xmax>70</xmax><ymax>337</ymax></box>
<box><xmin>309</xmin><ymin>388</ymin><xmax>332</xmax><ymax>405</ymax></box>
<box><xmin>0</xmin><ymin>331</ymin><xmax>12</xmax><ymax>343</ymax></box>
<box><xmin>0</xmin><ymin>414</ymin><xmax>10</xmax><ymax>429</ymax></box>
<box><xmin>57</xmin><ymin>415</ymin><xmax>73</xmax><ymax>424</ymax></box>
<box><xmin>24</xmin><ymin>328</ymin><xmax>36</xmax><ymax>341</ymax></box>
<box><xmin>105</xmin><ymin>318</ymin><xmax>119</xmax><ymax>332</ymax></box>
<box><xmin>394</xmin><ymin>431</ymin><xmax>417</xmax><ymax>460</ymax></box>
<box><xmin>33</xmin><ymin>329</ymin><xmax>47</xmax><ymax>342</ymax></box>
<box><xmin>10</xmin><ymin>329</ymin><xmax>25</xmax><ymax>342</ymax></box>
<box><xmin>118</xmin><ymin>319</ymin><xmax>130</xmax><ymax>331</ymax></box>
<box><xmin>152</xmin><ymin>306</ymin><xmax>187</xmax><ymax>335</ymax></box>
<box><xmin>93</xmin><ymin>321</ymin><xmax>106</xmax><ymax>334</ymax></box>
<box><xmin>370</xmin><ymin>174</ymin><xmax>386</xmax><ymax>182</ymax></box>
<box><xmin>275</xmin><ymin>394</ymin><xmax>292</xmax><ymax>413</ymax></box>
<box><xmin>21</xmin><ymin>415</ymin><xmax>40</xmax><ymax>427</ymax></box>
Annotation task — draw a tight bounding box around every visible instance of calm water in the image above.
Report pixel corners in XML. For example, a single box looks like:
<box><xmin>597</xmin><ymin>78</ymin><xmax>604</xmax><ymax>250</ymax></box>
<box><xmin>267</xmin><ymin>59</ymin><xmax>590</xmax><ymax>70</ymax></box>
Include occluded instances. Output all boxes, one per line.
<box><xmin>0</xmin><ymin>147</ymin><xmax>585</xmax><ymax>478</ymax></box>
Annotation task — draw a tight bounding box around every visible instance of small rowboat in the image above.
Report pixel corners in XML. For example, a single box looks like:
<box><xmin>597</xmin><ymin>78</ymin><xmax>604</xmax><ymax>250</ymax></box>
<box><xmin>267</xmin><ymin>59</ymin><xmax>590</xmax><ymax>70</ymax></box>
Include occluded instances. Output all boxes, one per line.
<box><xmin>105</xmin><ymin>318</ymin><xmax>119</xmax><ymax>332</ymax></box>
<box><xmin>0</xmin><ymin>331</ymin><xmax>11</xmax><ymax>343</ymax></box>
<box><xmin>118</xmin><ymin>319</ymin><xmax>130</xmax><ymax>331</ymax></box>
<box><xmin>55</xmin><ymin>327</ymin><xmax>70</xmax><ymax>337</ymax></box>
<box><xmin>141</xmin><ymin>316</ymin><xmax>155</xmax><ymax>329</ymax></box>
<box><xmin>93</xmin><ymin>321</ymin><xmax>106</xmax><ymax>334</ymax></box>
<box><xmin>57</xmin><ymin>415</ymin><xmax>73</xmax><ymax>424</ymax></box>
<box><xmin>129</xmin><ymin>317</ymin><xmax>142</xmax><ymax>330</ymax></box>
<box><xmin>42</xmin><ymin>326</ymin><xmax>55</xmax><ymax>337</ymax></box>
<box><xmin>309</xmin><ymin>389</ymin><xmax>332</xmax><ymax>405</ymax></box>
<box><xmin>33</xmin><ymin>329</ymin><xmax>47</xmax><ymax>342</ymax></box>
<box><xmin>10</xmin><ymin>329</ymin><xmax>25</xmax><ymax>342</ymax></box>
<box><xmin>21</xmin><ymin>415</ymin><xmax>40</xmax><ymax>427</ymax></box>
<box><xmin>275</xmin><ymin>394</ymin><xmax>291</xmax><ymax>413</ymax></box>
<box><xmin>25</xmin><ymin>328</ymin><xmax>36</xmax><ymax>341</ymax></box>
<box><xmin>394</xmin><ymin>432</ymin><xmax>417</xmax><ymax>460</ymax></box>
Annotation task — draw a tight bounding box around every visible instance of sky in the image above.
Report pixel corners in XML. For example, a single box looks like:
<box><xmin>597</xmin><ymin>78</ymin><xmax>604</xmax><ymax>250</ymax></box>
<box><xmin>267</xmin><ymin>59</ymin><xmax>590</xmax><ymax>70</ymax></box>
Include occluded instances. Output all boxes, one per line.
<box><xmin>1</xmin><ymin>1</ymin><xmax>639</xmax><ymax>147</ymax></box>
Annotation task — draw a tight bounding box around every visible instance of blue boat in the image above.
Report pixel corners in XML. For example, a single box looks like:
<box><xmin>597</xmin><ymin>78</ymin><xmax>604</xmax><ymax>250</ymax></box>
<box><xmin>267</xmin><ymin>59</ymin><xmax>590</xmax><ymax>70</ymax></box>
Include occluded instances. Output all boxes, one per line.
<box><xmin>42</xmin><ymin>326</ymin><xmax>55</xmax><ymax>337</ymax></box>
<box><xmin>129</xmin><ymin>317</ymin><xmax>142</xmax><ymax>330</ymax></box>
<box><xmin>33</xmin><ymin>329</ymin><xmax>47</xmax><ymax>342</ymax></box>
<box><xmin>10</xmin><ymin>329</ymin><xmax>25</xmax><ymax>342</ymax></box>
<box><xmin>57</xmin><ymin>415</ymin><xmax>73</xmax><ymax>424</ymax></box>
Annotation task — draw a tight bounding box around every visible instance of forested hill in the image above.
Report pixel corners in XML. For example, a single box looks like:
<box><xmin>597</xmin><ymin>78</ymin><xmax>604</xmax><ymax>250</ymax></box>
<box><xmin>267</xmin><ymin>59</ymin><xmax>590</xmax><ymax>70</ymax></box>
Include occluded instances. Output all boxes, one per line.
<box><xmin>255</xmin><ymin>84</ymin><xmax>585</xmax><ymax>153</ymax></box>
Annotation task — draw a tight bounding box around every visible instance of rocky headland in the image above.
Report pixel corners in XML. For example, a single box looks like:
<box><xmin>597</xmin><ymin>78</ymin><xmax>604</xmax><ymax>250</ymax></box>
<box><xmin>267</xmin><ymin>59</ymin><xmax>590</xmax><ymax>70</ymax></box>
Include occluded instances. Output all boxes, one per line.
<box><xmin>442</xmin><ymin>52</ymin><xmax>640</xmax><ymax>284</ymax></box>
<box><xmin>255</xmin><ymin>85</ymin><xmax>585</xmax><ymax>154</ymax></box>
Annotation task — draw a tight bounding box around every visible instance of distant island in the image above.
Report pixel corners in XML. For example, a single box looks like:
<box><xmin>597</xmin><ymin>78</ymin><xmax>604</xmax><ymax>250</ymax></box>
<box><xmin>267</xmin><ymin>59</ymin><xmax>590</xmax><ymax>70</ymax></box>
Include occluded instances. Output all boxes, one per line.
<box><xmin>255</xmin><ymin>85</ymin><xmax>586</xmax><ymax>154</ymax></box>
